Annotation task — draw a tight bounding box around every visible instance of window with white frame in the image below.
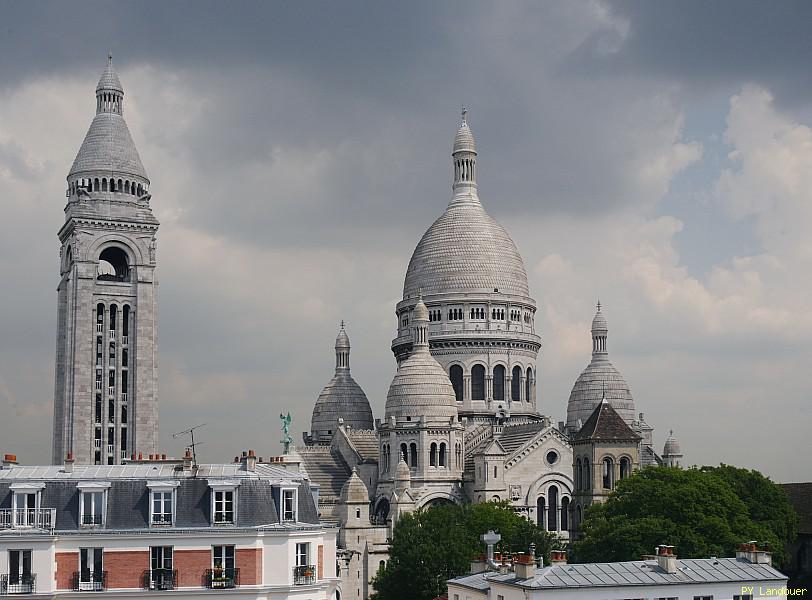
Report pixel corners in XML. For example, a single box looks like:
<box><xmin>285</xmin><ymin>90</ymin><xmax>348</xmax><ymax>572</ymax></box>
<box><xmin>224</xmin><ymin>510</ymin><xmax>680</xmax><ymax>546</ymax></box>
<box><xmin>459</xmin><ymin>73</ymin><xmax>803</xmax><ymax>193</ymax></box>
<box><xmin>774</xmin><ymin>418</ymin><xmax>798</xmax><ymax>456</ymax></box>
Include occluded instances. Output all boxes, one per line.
<box><xmin>296</xmin><ymin>542</ymin><xmax>310</xmax><ymax>567</ymax></box>
<box><xmin>76</xmin><ymin>482</ymin><xmax>110</xmax><ymax>527</ymax></box>
<box><xmin>282</xmin><ymin>488</ymin><xmax>297</xmax><ymax>522</ymax></box>
<box><xmin>208</xmin><ymin>481</ymin><xmax>239</xmax><ymax>525</ymax></box>
<box><xmin>147</xmin><ymin>481</ymin><xmax>179</xmax><ymax>526</ymax></box>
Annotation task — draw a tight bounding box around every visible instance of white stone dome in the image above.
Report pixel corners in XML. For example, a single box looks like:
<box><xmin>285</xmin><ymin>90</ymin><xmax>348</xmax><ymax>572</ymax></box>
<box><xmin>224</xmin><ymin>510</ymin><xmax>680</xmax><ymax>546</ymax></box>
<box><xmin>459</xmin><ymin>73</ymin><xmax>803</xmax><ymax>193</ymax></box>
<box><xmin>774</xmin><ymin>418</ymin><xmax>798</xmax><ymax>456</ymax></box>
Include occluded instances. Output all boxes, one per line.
<box><xmin>403</xmin><ymin>200</ymin><xmax>530</xmax><ymax>299</ymax></box>
<box><xmin>340</xmin><ymin>469</ymin><xmax>370</xmax><ymax>503</ymax></box>
<box><xmin>663</xmin><ymin>430</ymin><xmax>681</xmax><ymax>456</ymax></box>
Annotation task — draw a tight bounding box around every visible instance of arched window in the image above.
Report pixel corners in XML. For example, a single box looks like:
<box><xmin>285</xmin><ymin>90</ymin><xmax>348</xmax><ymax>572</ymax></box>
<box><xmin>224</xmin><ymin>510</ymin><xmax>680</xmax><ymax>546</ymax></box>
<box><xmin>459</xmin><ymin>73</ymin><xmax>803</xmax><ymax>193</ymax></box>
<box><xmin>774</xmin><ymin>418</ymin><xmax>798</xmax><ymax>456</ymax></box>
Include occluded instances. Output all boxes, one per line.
<box><xmin>584</xmin><ymin>458</ymin><xmax>590</xmax><ymax>489</ymax></box>
<box><xmin>548</xmin><ymin>485</ymin><xmax>558</xmax><ymax>531</ymax></box>
<box><xmin>94</xmin><ymin>178</ymin><xmax>100</xmax><ymax>191</ymax></box>
<box><xmin>471</xmin><ymin>365</ymin><xmax>485</xmax><ymax>401</ymax></box>
<box><xmin>561</xmin><ymin>496</ymin><xmax>570</xmax><ymax>531</ymax></box>
<box><xmin>97</xmin><ymin>247</ymin><xmax>130</xmax><ymax>282</ymax></box>
<box><xmin>602</xmin><ymin>457</ymin><xmax>614</xmax><ymax>489</ymax></box>
<box><xmin>511</xmin><ymin>365</ymin><xmax>521</xmax><ymax>401</ymax></box>
<box><xmin>620</xmin><ymin>457</ymin><xmax>631</xmax><ymax>480</ymax></box>
<box><xmin>410</xmin><ymin>443</ymin><xmax>418</xmax><ymax>468</ymax></box>
<box><xmin>493</xmin><ymin>365</ymin><xmax>505</xmax><ymax>402</ymax></box>
<box><xmin>117</xmin><ymin>179</ymin><xmax>123</xmax><ymax>192</ymax></box>
<box><xmin>429</xmin><ymin>443</ymin><xmax>437</xmax><ymax>467</ymax></box>
<box><xmin>400</xmin><ymin>443</ymin><xmax>408</xmax><ymax>464</ymax></box>
<box><xmin>536</xmin><ymin>497</ymin><xmax>545</xmax><ymax>529</ymax></box>
<box><xmin>449</xmin><ymin>365</ymin><xmax>463</xmax><ymax>402</ymax></box>
<box><xmin>109</xmin><ymin>304</ymin><xmax>117</xmax><ymax>331</ymax></box>
<box><xmin>439</xmin><ymin>443</ymin><xmax>446</xmax><ymax>467</ymax></box>
<box><xmin>102</xmin><ymin>178</ymin><xmax>108</xmax><ymax>192</ymax></box>
<box><xmin>575</xmin><ymin>458</ymin><xmax>582</xmax><ymax>490</ymax></box>
<box><xmin>576</xmin><ymin>504</ymin><xmax>582</xmax><ymax>527</ymax></box>
<box><xmin>525</xmin><ymin>367</ymin><xmax>533</xmax><ymax>402</ymax></box>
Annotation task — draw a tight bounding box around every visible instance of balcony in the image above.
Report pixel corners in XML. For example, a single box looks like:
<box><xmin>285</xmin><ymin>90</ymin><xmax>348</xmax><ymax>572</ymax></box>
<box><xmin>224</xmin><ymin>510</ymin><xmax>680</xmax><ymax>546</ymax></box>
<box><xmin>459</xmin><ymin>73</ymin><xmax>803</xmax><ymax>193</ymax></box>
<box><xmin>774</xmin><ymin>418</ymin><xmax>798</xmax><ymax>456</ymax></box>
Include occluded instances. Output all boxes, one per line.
<box><xmin>293</xmin><ymin>565</ymin><xmax>316</xmax><ymax>585</ymax></box>
<box><xmin>151</xmin><ymin>514</ymin><xmax>172</xmax><ymax>526</ymax></box>
<box><xmin>121</xmin><ymin>392</ymin><xmax>128</xmax><ymax>403</ymax></box>
<box><xmin>96</xmin><ymin>323</ymin><xmax>103</xmax><ymax>334</ymax></box>
<box><xmin>0</xmin><ymin>573</ymin><xmax>36</xmax><ymax>595</ymax></box>
<box><xmin>142</xmin><ymin>569</ymin><xmax>177</xmax><ymax>591</ymax></box>
<box><xmin>72</xmin><ymin>571</ymin><xmax>107</xmax><ymax>592</ymax></box>
<box><xmin>108</xmin><ymin>386</ymin><xmax>115</xmax><ymax>397</ymax></box>
<box><xmin>204</xmin><ymin>568</ymin><xmax>239</xmax><ymax>589</ymax></box>
<box><xmin>106</xmin><ymin>445</ymin><xmax>114</xmax><ymax>455</ymax></box>
<box><xmin>0</xmin><ymin>509</ymin><xmax>55</xmax><ymax>531</ymax></box>
<box><xmin>108</xmin><ymin>330</ymin><xmax>115</xmax><ymax>341</ymax></box>
<box><xmin>80</xmin><ymin>514</ymin><xmax>103</xmax><ymax>527</ymax></box>
<box><xmin>94</xmin><ymin>439</ymin><xmax>102</xmax><ymax>449</ymax></box>
<box><xmin>95</xmin><ymin>380</ymin><xmax>102</xmax><ymax>391</ymax></box>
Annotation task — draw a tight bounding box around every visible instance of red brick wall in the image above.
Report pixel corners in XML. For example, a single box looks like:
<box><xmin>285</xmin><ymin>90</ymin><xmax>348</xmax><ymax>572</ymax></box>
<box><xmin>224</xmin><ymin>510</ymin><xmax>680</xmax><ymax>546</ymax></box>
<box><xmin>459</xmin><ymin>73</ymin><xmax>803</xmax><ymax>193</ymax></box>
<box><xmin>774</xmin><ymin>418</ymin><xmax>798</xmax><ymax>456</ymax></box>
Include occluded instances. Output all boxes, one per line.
<box><xmin>318</xmin><ymin>545</ymin><xmax>324</xmax><ymax>579</ymax></box>
<box><xmin>104</xmin><ymin>550</ymin><xmax>149</xmax><ymax>589</ymax></box>
<box><xmin>55</xmin><ymin>552</ymin><xmax>78</xmax><ymax>590</ymax></box>
<box><xmin>235</xmin><ymin>548</ymin><xmax>262</xmax><ymax>585</ymax></box>
<box><xmin>174</xmin><ymin>549</ymin><xmax>211</xmax><ymax>588</ymax></box>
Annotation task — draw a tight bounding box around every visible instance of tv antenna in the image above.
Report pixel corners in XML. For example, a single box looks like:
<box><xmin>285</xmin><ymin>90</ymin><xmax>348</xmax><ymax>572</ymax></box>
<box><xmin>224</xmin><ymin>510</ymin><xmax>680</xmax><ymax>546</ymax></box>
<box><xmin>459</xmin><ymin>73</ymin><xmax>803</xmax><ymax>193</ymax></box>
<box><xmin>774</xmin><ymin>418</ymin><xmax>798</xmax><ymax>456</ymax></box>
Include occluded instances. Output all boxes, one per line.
<box><xmin>173</xmin><ymin>423</ymin><xmax>206</xmax><ymax>468</ymax></box>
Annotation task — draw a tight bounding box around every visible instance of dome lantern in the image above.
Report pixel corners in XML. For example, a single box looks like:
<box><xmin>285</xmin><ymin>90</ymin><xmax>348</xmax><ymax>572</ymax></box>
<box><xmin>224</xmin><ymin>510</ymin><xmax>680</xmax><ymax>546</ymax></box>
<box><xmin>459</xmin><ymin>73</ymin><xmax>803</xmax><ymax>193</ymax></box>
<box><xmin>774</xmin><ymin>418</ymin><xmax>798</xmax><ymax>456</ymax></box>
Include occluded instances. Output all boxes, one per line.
<box><xmin>592</xmin><ymin>301</ymin><xmax>608</xmax><ymax>355</ymax></box>
<box><xmin>452</xmin><ymin>106</ymin><xmax>477</xmax><ymax>193</ymax></box>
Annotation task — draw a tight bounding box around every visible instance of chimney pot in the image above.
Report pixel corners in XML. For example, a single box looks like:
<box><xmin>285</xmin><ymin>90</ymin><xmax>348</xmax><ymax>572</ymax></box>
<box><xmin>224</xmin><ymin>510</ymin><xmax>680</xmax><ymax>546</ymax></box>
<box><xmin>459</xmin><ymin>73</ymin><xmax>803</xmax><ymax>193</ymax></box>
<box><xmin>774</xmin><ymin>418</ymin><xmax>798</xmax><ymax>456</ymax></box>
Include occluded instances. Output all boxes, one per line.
<box><xmin>162</xmin><ymin>453</ymin><xmax>167</xmax><ymax>460</ymax></box>
<box><xmin>138</xmin><ymin>453</ymin><xmax>143</xmax><ymax>460</ymax></box>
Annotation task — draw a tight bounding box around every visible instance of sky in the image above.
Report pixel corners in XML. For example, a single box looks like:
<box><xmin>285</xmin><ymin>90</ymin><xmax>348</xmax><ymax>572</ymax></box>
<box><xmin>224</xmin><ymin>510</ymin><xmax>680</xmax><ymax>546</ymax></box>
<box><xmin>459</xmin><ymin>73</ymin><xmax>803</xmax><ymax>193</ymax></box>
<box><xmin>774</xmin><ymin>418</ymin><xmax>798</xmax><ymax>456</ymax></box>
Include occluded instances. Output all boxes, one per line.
<box><xmin>0</xmin><ymin>1</ymin><xmax>810</xmax><ymax>482</ymax></box>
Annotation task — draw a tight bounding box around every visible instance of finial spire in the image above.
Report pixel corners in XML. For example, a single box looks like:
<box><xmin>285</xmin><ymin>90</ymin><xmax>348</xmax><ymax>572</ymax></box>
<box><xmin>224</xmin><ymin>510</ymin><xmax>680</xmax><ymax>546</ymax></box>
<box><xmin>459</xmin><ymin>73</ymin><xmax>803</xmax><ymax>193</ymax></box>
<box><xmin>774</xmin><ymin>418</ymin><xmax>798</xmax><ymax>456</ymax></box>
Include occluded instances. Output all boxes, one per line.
<box><xmin>597</xmin><ymin>300</ymin><xmax>601</xmax><ymax>312</ymax></box>
<box><xmin>335</xmin><ymin>321</ymin><xmax>351</xmax><ymax>371</ymax></box>
<box><xmin>461</xmin><ymin>105</ymin><xmax>468</xmax><ymax>126</ymax></box>
<box><xmin>452</xmin><ymin>107</ymin><xmax>477</xmax><ymax>193</ymax></box>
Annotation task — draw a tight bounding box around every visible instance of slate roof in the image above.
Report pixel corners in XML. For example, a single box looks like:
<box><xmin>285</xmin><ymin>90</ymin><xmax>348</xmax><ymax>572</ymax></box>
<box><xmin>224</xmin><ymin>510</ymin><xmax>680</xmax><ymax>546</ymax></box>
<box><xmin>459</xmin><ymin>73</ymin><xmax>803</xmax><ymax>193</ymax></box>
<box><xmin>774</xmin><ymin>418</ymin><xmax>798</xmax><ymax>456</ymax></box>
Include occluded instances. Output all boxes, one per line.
<box><xmin>782</xmin><ymin>482</ymin><xmax>812</xmax><ymax>534</ymax></box>
<box><xmin>0</xmin><ymin>462</ymin><xmax>320</xmax><ymax>532</ymax></box>
<box><xmin>69</xmin><ymin>113</ymin><xmax>148</xmax><ymax>180</ymax></box>
<box><xmin>451</xmin><ymin>557</ymin><xmax>787</xmax><ymax>591</ymax></box>
<box><xmin>496</xmin><ymin>421</ymin><xmax>548</xmax><ymax>455</ymax></box>
<box><xmin>573</xmin><ymin>399</ymin><xmax>641</xmax><ymax>442</ymax></box>
<box><xmin>345</xmin><ymin>429</ymin><xmax>379</xmax><ymax>462</ymax></box>
<box><xmin>298</xmin><ymin>447</ymin><xmax>351</xmax><ymax>499</ymax></box>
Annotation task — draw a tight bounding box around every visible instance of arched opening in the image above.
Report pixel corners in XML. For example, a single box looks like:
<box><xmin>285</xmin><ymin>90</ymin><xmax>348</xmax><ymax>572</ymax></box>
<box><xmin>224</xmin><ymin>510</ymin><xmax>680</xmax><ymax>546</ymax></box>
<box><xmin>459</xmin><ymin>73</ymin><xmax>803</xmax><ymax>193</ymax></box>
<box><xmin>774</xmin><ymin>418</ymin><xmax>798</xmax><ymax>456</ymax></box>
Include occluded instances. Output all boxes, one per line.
<box><xmin>94</xmin><ymin>178</ymin><xmax>100</xmax><ymax>192</ymax></box>
<box><xmin>117</xmin><ymin>179</ymin><xmax>123</xmax><ymax>192</ymax></box>
<box><xmin>424</xmin><ymin>497</ymin><xmax>453</xmax><ymax>508</ymax></box>
<box><xmin>602</xmin><ymin>457</ymin><xmax>614</xmax><ymax>489</ymax></box>
<box><xmin>410</xmin><ymin>443</ymin><xmax>418</xmax><ymax>468</ymax></box>
<box><xmin>493</xmin><ymin>365</ymin><xmax>505</xmax><ymax>402</ymax></box>
<box><xmin>374</xmin><ymin>498</ymin><xmax>390</xmax><ymax>523</ymax></box>
<box><xmin>584</xmin><ymin>458</ymin><xmax>590</xmax><ymax>489</ymax></box>
<box><xmin>525</xmin><ymin>367</ymin><xmax>533</xmax><ymax>402</ymax></box>
<box><xmin>547</xmin><ymin>485</ymin><xmax>558</xmax><ymax>531</ymax></box>
<box><xmin>511</xmin><ymin>366</ymin><xmax>521</xmax><ymax>401</ymax></box>
<box><xmin>576</xmin><ymin>504</ymin><xmax>582</xmax><ymax>527</ymax></box>
<box><xmin>429</xmin><ymin>443</ymin><xmax>437</xmax><ymax>467</ymax></box>
<box><xmin>620</xmin><ymin>457</ymin><xmax>631</xmax><ymax>480</ymax></box>
<box><xmin>439</xmin><ymin>443</ymin><xmax>446</xmax><ymax>467</ymax></box>
<box><xmin>102</xmin><ymin>178</ymin><xmax>108</xmax><ymax>192</ymax></box>
<box><xmin>536</xmin><ymin>497</ymin><xmax>545</xmax><ymax>529</ymax></box>
<box><xmin>575</xmin><ymin>458</ymin><xmax>582</xmax><ymax>490</ymax></box>
<box><xmin>471</xmin><ymin>365</ymin><xmax>485</xmax><ymax>401</ymax></box>
<box><xmin>400</xmin><ymin>443</ymin><xmax>408</xmax><ymax>464</ymax></box>
<box><xmin>561</xmin><ymin>496</ymin><xmax>570</xmax><ymax>531</ymax></box>
<box><xmin>449</xmin><ymin>365</ymin><xmax>463</xmax><ymax>402</ymax></box>
<box><xmin>97</xmin><ymin>247</ymin><xmax>130</xmax><ymax>282</ymax></box>
<box><xmin>109</xmin><ymin>304</ymin><xmax>117</xmax><ymax>331</ymax></box>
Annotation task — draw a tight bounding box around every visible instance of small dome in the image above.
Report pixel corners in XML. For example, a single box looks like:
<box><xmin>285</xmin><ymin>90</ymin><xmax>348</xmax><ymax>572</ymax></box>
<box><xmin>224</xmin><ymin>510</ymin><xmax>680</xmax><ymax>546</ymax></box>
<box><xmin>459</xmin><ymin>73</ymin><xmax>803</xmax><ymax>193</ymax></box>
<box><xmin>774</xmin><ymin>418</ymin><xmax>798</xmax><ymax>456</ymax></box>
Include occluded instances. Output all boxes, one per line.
<box><xmin>340</xmin><ymin>468</ymin><xmax>370</xmax><ymax>503</ymax></box>
<box><xmin>663</xmin><ymin>430</ymin><xmax>681</xmax><ymax>456</ymax></box>
<box><xmin>69</xmin><ymin>114</ymin><xmax>148</xmax><ymax>180</ymax></box>
<box><xmin>592</xmin><ymin>302</ymin><xmax>608</xmax><ymax>332</ymax></box>
<box><xmin>413</xmin><ymin>297</ymin><xmax>429</xmax><ymax>322</ymax></box>
<box><xmin>453</xmin><ymin>122</ymin><xmax>476</xmax><ymax>155</ymax></box>
<box><xmin>385</xmin><ymin>350</ymin><xmax>458</xmax><ymax>420</ymax></box>
<box><xmin>335</xmin><ymin>322</ymin><xmax>350</xmax><ymax>349</ymax></box>
<box><xmin>96</xmin><ymin>55</ymin><xmax>123</xmax><ymax>93</ymax></box>
<box><xmin>395</xmin><ymin>457</ymin><xmax>410</xmax><ymax>481</ymax></box>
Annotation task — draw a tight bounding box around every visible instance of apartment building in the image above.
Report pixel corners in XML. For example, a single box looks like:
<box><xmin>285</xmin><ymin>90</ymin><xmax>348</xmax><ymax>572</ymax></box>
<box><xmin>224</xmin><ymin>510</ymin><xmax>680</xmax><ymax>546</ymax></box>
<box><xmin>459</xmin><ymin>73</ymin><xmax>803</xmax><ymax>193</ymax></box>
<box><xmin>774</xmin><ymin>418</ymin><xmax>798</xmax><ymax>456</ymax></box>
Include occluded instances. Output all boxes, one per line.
<box><xmin>0</xmin><ymin>452</ymin><xmax>339</xmax><ymax>598</ymax></box>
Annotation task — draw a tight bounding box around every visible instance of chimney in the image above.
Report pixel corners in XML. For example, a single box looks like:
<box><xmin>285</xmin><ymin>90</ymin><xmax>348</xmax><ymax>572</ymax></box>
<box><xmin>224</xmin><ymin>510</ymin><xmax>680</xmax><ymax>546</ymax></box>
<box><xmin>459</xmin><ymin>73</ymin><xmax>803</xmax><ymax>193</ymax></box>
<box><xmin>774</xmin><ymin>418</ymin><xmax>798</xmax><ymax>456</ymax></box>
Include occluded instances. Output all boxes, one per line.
<box><xmin>736</xmin><ymin>541</ymin><xmax>773</xmax><ymax>566</ymax></box>
<box><xmin>2</xmin><ymin>454</ymin><xmax>18</xmax><ymax>468</ymax></box>
<box><xmin>183</xmin><ymin>448</ymin><xmax>193</xmax><ymax>472</ymax></box>
<box><xmin>513</xmin><ymin>553</ymin><xmax>536</xmax><ymax>579</ymax></box>
<box><xmin>656</xmin><ymin>545</ymin><xmax>678</xmax><ymax>574</ymax></box>
<box><xmin>549</xmin><ymin>550</ymin><xmax>567</xmax><ymax>565</ymax></box>
<box><xmin>64</xmin><ymin>452</ymin><xmax>75</xmax><ymax>474</ymax></box>
<box><xmin>244</xmin><ymin>449</ymin><xmax>257</xmax><ymax>472</ymax></box>
<box><xmin>470</xmin><ymin>554</ymin><xmax>487</xmax><ymax>574</ymax></box>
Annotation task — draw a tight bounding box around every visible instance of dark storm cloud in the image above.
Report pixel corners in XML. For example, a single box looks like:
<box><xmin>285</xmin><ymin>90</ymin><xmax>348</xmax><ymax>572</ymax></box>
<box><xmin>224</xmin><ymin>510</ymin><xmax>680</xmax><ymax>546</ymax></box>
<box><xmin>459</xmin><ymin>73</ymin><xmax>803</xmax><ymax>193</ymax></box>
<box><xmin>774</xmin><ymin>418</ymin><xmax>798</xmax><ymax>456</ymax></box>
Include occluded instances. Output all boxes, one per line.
<box><xmin>572</xmin><ymin>0</ymin><xmax>812</xmax><ymax>105</ymax></box>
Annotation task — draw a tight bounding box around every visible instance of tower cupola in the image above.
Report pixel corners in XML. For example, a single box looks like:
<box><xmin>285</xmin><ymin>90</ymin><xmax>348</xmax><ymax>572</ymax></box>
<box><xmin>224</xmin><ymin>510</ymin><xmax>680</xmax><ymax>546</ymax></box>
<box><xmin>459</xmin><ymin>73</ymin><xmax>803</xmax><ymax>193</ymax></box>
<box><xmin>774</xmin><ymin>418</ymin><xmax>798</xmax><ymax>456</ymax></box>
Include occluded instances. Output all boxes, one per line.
<box><xmin>592</xmin><ymin>301</ymin><xmax>608</xmax><ymax>355</ymax></box>
<box><xmin>96</xmin><ymin>54</ymin><xmax>124</xmax><ymax>115</ymax></box>
<box><xmin>335</xmin><ymin>320</ymin><xmax>351</xmax><ymax>370</ymax></box>
<box><xmin>452</xmin><ymin>107</ymin><xmax>477</xmax><ymax>193</ymax></box>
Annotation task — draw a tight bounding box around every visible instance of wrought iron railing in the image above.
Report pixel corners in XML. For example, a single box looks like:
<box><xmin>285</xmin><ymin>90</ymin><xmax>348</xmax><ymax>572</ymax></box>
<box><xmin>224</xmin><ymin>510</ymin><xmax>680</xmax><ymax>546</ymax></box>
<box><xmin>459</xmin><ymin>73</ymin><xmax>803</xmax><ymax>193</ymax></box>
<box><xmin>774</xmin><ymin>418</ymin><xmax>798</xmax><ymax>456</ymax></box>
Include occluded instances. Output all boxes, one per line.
<box><xmin>81</xmin><ymin>514</ymin><xmax>103</xmax><ymax>526</ymax></box>
<box><xmin>0</xmin><ymin>573</ymin><xmax>36</xmax><ymax>594</ymax></box>
<box><xmin>0</xmin><ymin>509</ymin><xmax>56</xmax><ymax>531</ymax></box>
<box><xmin>151</xmin><ymin>513</ymin><xmax>172</xmax><ymax>526</ymax></box>
<box><xmin>71</xmin><ymin>571</ymin><xmax>107</xmax><ymax>591</ymax></box>
<box><xmin>204</xmin><ymin>568</ymin><xmax>239</xmax><ymax>589</ymax></box>
<box><xmin>142</xmin><ymin>569</ymin><xmax>177</xmax><ymax>591</ymax></box>
<box><xmin>293</xmin><ymin>565</ymin><xmax>316</xmax><ymax>585</ymax></box>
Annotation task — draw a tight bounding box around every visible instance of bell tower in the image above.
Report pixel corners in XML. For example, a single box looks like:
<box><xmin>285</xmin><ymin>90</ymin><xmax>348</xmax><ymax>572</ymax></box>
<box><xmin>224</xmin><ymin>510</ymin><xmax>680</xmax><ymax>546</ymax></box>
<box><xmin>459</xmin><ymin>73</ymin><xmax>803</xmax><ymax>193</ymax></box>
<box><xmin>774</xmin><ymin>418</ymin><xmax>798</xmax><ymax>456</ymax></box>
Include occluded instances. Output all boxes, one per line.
<box><xmin>52</xmin><ymin>55</ymin><xmax>160</xmax><ymax>465</ymax></box>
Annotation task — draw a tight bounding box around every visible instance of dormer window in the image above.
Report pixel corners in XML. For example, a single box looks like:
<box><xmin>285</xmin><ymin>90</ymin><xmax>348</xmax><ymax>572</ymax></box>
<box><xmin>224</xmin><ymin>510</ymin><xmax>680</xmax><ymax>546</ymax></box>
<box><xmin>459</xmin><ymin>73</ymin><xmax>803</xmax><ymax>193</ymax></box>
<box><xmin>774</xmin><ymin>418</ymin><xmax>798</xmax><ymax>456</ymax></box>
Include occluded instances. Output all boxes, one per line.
<box><xmin>77</xmin><ymin>482</ymin><xmax>111</xmax><ymax>527</ymax></box>
<box><xmin>209</xmin><ymin>481</ymin><xmax>240</xmax><ymax>525</ymax></box>
<box><xmin>147</xmin><ymin>481</ymin><xmax>179</xmax><ymax>526</ymax></box>
<box><xmin>281</xmin><ymin>488</ymin><xmax>297</xmax><ymax>522</ymax></box>
<box><xmin>9</xmin><ymin>483</ymin><xmax>45</xmax><ymax>528</ymax></box>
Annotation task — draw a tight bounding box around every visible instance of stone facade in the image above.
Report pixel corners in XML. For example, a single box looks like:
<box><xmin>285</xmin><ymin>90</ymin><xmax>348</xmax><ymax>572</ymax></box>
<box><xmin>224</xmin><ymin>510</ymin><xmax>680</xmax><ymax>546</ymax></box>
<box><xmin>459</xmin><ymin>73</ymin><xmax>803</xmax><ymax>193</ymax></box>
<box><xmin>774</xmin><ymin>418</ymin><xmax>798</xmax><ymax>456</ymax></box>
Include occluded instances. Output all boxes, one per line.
<box><xmin>52</xmin><ymin>57</ymin><xmax>159</xmax><ymax>465</ymax></box>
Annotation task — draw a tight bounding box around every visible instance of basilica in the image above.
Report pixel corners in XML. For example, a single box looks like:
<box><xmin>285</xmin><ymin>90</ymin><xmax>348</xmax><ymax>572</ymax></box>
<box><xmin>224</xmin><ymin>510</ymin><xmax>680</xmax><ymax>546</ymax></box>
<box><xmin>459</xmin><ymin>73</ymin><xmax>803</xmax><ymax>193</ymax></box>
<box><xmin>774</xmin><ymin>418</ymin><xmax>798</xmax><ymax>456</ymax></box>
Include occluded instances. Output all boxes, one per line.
<box><xmin>298</xmin><ymin>112</ymin><xmax>684</xmax><ymax>598</ymax></box>
<box><xmin>49</xmin><ymin>57</ymin><xmax>684</xmax><ymax>600</ymax></box>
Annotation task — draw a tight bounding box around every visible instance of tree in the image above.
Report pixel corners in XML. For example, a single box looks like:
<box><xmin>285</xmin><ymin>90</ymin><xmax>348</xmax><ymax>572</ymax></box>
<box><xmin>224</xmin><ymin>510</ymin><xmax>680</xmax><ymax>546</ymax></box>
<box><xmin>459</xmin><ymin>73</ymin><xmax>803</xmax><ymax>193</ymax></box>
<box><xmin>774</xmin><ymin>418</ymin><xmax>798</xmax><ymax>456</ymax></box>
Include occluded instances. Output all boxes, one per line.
<box><xmin>371</xmin><ymin>501</ymin><xmax>561</xmax><ymax>600</ymax></box>
<box><xmin>572</xmin><ymin>466</ymin><xmax>796</xmax><ymax>567</ymax></box>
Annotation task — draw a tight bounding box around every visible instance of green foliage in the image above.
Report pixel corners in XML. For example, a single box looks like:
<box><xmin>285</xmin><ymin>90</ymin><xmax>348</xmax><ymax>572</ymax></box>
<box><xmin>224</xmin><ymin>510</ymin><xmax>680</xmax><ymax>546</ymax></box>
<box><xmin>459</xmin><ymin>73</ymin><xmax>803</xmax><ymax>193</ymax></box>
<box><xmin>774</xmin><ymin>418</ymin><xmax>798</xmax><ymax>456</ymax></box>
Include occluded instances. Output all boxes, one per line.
<box><xmin>370</xmin><ymin>501</ymin><xmax>561</xmax><ymax>600</ymax></box>
<box><xmin>572</xmin><ymin>465</ymin><xmax>797</xmax><ymax>567</ymax></box>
